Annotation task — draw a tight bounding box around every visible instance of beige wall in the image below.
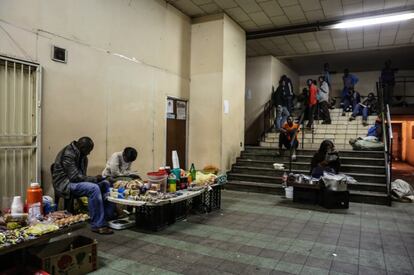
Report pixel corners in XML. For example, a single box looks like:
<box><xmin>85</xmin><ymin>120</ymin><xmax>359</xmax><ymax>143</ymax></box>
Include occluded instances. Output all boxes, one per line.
<box><xmin>0</xmin><ymin>0</ymin><xmax>191</xmax><ymax>195</ymax></box>
<box><xmin>299</xmin><ymin>70</ymin><xmax>414</xmax><ymax>99</ymax></box>
<box><xmin>188</xmin><ymin>18</ymin><xmax>223</xmax><ymax>171</ymax></box>
<box><xmin>245</xmin><ymin>55</ymin><xmax>298</xmax><ymax>145</ymax></box>
<box><xmin>221</xmin><ymin>15</ymin><xmax>246</xmax><ymax>171</ymax></box>
<box><xmin>189</xmin><ymin>14</ymin><xmax>246</xmax><ymax>172</ymax></box>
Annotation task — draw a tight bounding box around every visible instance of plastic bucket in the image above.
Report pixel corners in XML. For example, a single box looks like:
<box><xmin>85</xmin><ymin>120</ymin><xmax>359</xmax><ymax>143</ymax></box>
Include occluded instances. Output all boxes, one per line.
<box><xmin>285</xmin><ymin>186</ymin><xmax>293</xmax><ymax>199</ymax></box>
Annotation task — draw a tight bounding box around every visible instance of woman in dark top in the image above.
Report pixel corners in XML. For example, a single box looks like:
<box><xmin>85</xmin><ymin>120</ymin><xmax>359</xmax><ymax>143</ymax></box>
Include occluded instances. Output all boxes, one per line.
<box><xmin>310</xmin><ymin>140</ymin><xmax>341</xmax><ymax>178</ymax></box>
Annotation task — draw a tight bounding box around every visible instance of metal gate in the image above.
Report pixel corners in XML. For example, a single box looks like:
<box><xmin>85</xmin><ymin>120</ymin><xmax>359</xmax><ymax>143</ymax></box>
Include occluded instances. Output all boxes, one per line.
<box><xmin>0</xmin><ymin>55</ymin><xmax>41</xmax><ymax>208</ymax></box>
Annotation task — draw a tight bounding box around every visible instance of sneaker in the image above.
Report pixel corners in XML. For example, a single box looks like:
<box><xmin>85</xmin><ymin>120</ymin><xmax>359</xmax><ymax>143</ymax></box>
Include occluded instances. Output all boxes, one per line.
<box><xmin>321</xmin><ymin>121</ymin><xmax>331</xmax><ymax>124</ymax></box>
<box><xmin>341</xmin><ymin>112</ymin><xmax>346</xmax><ymax>116</ymax></box>
<box><xmin>362</xmin><ymin>120</ymin><xmax>368</xmax><ymax>126</ymax></box>
<box><xmin>349</xmin><ymin>116</ymin><xmax>355</xmax><ymax>121</ymax></box>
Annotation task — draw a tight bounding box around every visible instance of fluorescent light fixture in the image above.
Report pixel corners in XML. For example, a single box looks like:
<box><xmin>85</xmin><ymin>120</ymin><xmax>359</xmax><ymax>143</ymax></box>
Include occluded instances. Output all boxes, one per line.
<box><xmin>331</xmin><ymin>12</ymin><xmax>414</xmax><ymax>29</ymax></box>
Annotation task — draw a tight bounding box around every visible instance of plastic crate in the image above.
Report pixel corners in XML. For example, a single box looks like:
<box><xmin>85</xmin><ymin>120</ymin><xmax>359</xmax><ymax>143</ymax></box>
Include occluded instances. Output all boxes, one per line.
<box><xmin>172</xmin><ymin>200</ymin><xmax>190</xmax><ymax>222</ymax></box>
<box><xmin>320</xmin><ymin>189</ymin><xmax>349</xmax><ymax>209</ymax></box>
<box><xmin>193</xmin><ymin>185</ymin><xmax>222</xmax><ymax>213</ymax></box>
<box><xmin>135</xmin><ymin>204</ymin><xmax>173</xmax><ymax>231</ymax></box>
<box><xmin>293</xmin><ymin>186</ymin><xmax>320</xmax><ymax>204</ymax></box>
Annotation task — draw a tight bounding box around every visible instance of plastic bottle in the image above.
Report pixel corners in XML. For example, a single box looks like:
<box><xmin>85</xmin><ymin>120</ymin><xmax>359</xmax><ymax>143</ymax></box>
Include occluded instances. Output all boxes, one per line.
<box><xmin>27</xmin><ymin>182</ymin><xmax>43</xmax><ymax>215</ymax></box>
<box><xmin>168</xmin><ymin>173</ymin><xmax>177</xmax><ymax>193</ymax></box>
<box><xmin>11</xmin><ymin>196</ymin><xmax>23</xmax><ymax>214</ymax></box>
<box><xmin>282</xmin><ymin>172</ymin><xmax>288</xmax><ymax>187</ymax></box>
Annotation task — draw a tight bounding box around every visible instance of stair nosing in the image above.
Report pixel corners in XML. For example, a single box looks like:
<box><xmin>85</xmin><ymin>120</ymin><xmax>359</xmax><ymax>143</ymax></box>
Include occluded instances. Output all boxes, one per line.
<box><xmin>231</xmin><ymin>166</ymin><xmax>387</xmax><ymax>177</ymax></box>
<box><xmin>236</xmin><ymin>160</ymin><xmax>385</xmax><ymax>169</ymax></box>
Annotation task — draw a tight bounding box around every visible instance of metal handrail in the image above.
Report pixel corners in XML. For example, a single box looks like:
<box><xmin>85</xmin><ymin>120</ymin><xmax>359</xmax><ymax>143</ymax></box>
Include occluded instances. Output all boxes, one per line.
<box><xmin>377</xmin><ymin>80</ymin><xmax>392</xmax><ymax>206</ymax></box>
<box><xmin>260</xmin><ymin>99</ymin><xmax>274</xmax><ymax>142</ymax></box>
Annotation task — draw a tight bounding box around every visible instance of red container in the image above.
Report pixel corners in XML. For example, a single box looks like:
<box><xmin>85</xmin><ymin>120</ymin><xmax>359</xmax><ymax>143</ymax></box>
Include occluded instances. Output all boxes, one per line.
<box><xmin>27</xmin><ymin>182</ymin><xmax>43</xmax><ymax>214</ymax></box>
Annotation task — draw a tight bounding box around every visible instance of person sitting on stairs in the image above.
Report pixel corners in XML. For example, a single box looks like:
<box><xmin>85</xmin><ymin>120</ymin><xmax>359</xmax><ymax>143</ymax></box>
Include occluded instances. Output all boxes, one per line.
<box><xmin>341</xmin><ymin>87</ymin><xmax>361</xmax><ymax>116</ymax></box>
<box><xmin>349</xmin><ymin>92</ymin><xmax>377</xmax><ymax>126</ymax></box>
<box><xmin>278</xmin><ymin>116</ymin><xmax>299</xmax><ymax>161</ymax></box>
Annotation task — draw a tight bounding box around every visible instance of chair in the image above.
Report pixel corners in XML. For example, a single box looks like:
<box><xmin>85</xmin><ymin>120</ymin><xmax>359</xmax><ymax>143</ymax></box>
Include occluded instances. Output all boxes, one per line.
<box><xmin>51</xmin><ymin>163</ymin><xmax>76</xmax><ymax>213</ymax></box>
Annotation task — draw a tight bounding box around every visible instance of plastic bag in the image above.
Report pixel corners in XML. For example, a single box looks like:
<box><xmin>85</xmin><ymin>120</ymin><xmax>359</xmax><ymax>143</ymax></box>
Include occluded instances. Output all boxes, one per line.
<box><xmin>322</xmin><ymin>172</ymin><xmax>348</xmax><ymax>191</ymax></box>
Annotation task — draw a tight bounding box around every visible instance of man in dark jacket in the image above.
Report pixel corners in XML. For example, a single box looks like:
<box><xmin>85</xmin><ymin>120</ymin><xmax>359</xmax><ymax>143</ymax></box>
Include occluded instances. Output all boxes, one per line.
<box><xmin>52</xmin><ymin>137</ymin><xmax>114</xmax><ymax>234</ymax></box>
<box><xmin>380</xmin><ymin>60</ymin><xmax>398</xmax><ymax>106</ymax></box>
<box><xmin>272</xmin><ymin>79</ymin><xmax>290</xmax><ymax>130</ymax></box>
<box><xmin>349</xmin><ymin>92</ymin><xmax>377</xmax><ymax>126</ymax></box>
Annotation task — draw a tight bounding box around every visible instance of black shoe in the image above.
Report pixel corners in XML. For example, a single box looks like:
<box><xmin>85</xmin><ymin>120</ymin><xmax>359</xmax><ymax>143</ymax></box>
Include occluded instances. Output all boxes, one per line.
<box><xmin>349</xmin><ymin>116</ymin><xmax>355</xmax><ymax>121</ymax></box>
<box><xmin>321</xmin><ymin>121</ymin><xmax>331</xmax><ymax>124</ymax></box>
<box><xmin>341</xmin><ymin>112</ymin><xmax>346</xmax><ymax>116</ymax></box>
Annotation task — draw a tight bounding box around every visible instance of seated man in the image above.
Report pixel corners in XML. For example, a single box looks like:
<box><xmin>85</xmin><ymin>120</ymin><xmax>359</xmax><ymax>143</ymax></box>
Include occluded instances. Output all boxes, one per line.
<box><xmin>342</xmin><ymin>88</ymin><xmax>360</xmax><ymax>116</ymax></box>
<box><xmin>102</xmin><ymin>147</ymin><xmax>139</xmax><ymax>180</ymax></box>
<box><xmin>367</xmin><ymin>117</ymin><xmax>383</xmax><ymax>141</ymax></box>
<box><xmin>349</xmin><ymin>92</ymin><xmax>377</xmax><ymax>126</ymax></box>
<box><xmin>52</xmin><ymin>137</ymin><xmax>115</xmax><ymax>234</ymax></box>
<box><xmin>278</xmin><ymin>116</ymin><xmax>299</xmax><ymax>160</ymax></box>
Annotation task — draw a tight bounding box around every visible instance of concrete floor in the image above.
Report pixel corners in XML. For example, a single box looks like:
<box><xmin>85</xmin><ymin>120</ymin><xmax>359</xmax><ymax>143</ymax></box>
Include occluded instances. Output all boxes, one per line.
<box><xmin>77</xmin><ymin>190</ymin><xmax>414</xmax><ymax>275</ymax></box>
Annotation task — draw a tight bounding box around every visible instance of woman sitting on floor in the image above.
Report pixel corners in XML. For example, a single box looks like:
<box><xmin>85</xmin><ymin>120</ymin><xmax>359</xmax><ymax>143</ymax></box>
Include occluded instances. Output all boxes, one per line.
<box><xmin>310</xmin><ymin>140</ymin><xmax>341</xmax><ymax>178</ymax></box>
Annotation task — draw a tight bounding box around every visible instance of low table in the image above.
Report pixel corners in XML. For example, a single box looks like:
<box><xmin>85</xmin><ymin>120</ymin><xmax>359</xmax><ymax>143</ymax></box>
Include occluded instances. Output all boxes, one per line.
<box><xmin>108</xmin><ymin>184</ymin><xmax>223</xmax><ymax>231</ymax></box>
<box><xmin>291</xmin><ymin>182</ymin><xmax>321</xmax><ymax>205</ymax></box>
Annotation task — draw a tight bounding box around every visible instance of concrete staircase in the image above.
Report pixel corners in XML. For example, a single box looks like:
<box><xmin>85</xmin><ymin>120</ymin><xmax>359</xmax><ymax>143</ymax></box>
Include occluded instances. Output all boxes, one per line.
<box><xmin>260</xmin><ymin>108</ymin><xmax>377</xmax><ymax>150</ymax></box>
<box><xmin>227</xmin><ymin>108</ymin><xmax>390</xmax><ymax>205</ymax></box>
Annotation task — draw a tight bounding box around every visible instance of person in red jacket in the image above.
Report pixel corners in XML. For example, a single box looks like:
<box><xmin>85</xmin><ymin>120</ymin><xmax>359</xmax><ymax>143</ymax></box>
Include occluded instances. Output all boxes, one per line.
<box><xmin>306</xmin><ymin>79</ymin><xmax>318</xmax><ymax>129</ymax></box>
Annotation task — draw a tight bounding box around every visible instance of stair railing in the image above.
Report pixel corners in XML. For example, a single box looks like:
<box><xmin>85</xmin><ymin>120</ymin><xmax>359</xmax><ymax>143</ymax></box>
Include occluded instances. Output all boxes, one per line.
<box><xmin>260</xmin><ymin>99</ymin><xmax>274</xmax><ymax>142</ymax></box>
<box><xmin>377</xmin><ymin>80</ymin><xmax>393</xmax><ymax>206</ymax></box>
<box><xmin>385</xmin><ymin>104</ymin><xmax>393</xmax><ymax>205</ymax></box>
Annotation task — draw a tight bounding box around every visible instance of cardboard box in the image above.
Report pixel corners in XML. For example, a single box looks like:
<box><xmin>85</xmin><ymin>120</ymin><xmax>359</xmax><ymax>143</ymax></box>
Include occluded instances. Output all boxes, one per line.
<box><xmin>28</xmin><ymin>235</ymin><xmax>97</xmax><ymax>275</ymax></box>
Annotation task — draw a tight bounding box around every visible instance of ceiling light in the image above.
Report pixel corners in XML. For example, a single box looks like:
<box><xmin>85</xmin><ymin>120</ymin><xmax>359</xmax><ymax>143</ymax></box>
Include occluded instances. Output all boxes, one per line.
<box><xmin>331</xmin><ymin>12</ymin><xmax>414</xmax><ymax>29</ymax></box>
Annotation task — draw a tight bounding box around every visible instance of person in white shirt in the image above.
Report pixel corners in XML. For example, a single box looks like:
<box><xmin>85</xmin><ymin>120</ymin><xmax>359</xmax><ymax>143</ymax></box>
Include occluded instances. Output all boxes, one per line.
<box><xmin>102</xmin><ymin>147</ymin><xmax>139</xmax><ymax>179</ymax></box>
<box><xmin>318</xmin><ymin>76</ymin><xmax>331</xmax><ymax>124</ymax></box>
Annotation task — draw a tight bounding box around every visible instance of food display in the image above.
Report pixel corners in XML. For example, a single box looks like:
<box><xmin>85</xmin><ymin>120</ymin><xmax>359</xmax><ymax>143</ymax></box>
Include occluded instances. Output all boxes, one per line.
<box><xmin>53</xmin><ymin>214</ymin><xmax>89</xmax><ymax>227</ymax></box>
<box><xmin>26</xmin><ymin>223</ymin><xmax>59</xmax><ymax>236</ymax></box>
<box><xmin>0</xmin><ymin>227</ymin><xmax>32</xmax><ymax>247</ymax></box>
<box><xmin>0</xmin><ymin>210</ymin><xmax>89</xmax><ymax>249</ymax></box>
<box><xmin>193</xmin><ymin>171</ymin><xmax>217</xmax><ymax>186</ymax></box>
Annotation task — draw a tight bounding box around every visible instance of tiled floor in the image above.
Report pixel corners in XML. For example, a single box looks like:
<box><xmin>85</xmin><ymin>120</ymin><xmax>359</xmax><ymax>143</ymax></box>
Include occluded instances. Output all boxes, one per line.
<box><xmin>77</xmin><ymin>190</ymin><xmax>414</xmax><ymax>275</ymax></box>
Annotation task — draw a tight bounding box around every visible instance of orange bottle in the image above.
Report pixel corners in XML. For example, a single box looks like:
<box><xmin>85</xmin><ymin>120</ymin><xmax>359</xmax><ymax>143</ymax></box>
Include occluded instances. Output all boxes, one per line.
<box><xmin>27</xmin><ymin>182</ymin><xmax>43</xmax><ymax>215</ymax></box>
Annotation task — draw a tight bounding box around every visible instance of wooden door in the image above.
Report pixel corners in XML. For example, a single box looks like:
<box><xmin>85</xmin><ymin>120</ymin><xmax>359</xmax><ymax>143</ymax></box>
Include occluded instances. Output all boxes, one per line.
<box><xmin>166</xmin><ymin>98</ymin><xmax>187</xmax><ymax>169</ymax></box>
<box><xmin>392</xmin><ymin>123</ymin><xmax>402</xmax><ymax>161</ymax></box>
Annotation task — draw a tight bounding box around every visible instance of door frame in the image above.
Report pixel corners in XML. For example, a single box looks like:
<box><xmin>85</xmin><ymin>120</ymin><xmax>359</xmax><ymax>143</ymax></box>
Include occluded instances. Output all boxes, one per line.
<box><xmin>165</xmin><ymin>96</ymin><xmax>189</xmax><ymax>169</ymax></box>
<box><xmin>391</xmin><ymin>121</ymin><xmax>405</xmax><ymax>161</ymax></box>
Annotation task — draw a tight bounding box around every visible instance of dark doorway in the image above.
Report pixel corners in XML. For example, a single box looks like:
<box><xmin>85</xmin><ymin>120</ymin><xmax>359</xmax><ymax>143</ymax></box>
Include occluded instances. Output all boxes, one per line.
<box><xmin>166</xmin><ymin>98</ymin><xmax>187</xmax><ymax>169</ymax></box>
<box><xmin>391</xmin><ymin>123</ymin><xmax>403</xmax><ymax>161</ymax></box>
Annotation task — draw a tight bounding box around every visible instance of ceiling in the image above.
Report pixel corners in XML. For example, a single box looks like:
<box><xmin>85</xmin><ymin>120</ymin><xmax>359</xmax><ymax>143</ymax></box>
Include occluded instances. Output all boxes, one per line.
<box><xmin>281</xmin><ymin>45</ymin><xmax>414</xmax><ymax>74</ymax></box>
<box><xmin>168</xmin><ymin>0</ymin><xmax>414</xmax><ymax>58</ymax></box>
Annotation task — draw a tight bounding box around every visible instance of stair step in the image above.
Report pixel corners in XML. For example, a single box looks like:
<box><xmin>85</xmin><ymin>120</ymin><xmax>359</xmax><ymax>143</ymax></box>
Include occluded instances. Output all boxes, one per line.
<box><xmin>239</xmin><ymin>154</ymin><xmax>384</xmax><ymax>163</ymax></box>
<box><xmin>225</xmin><ymin>181</ymin><xmax>390</xmax><ymax>205</ymax></box>
<box><xmin>225</xmin><ymin>180</ymin><xmax>283</xmax><ymax>194</ymax></box>
<box><xmin>235</xmin><ymin>160</ymin><xmax>385</xmax><ymax>174</ymax></box>
<box><xmin>349</xmin><ymin>190</ymin><xmax>390</xmax><ymax>205</ymax></box>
